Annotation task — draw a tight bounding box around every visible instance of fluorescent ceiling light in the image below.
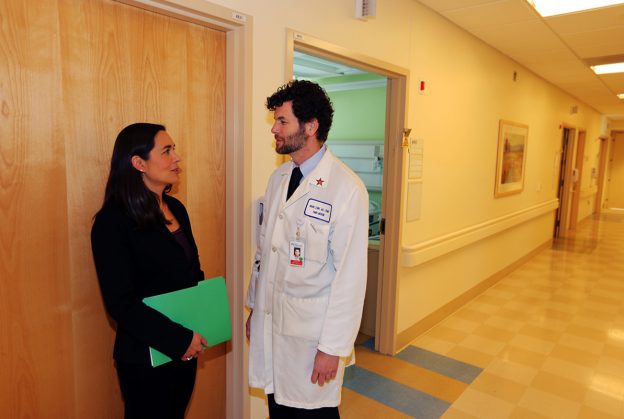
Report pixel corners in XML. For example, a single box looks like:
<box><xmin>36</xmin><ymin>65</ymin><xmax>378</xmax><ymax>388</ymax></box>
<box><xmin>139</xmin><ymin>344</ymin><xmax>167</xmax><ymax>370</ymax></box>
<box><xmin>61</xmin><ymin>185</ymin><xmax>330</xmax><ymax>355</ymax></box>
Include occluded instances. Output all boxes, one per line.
<box><xmin>530</xmin><ymin>0</ymin><xmax>624</xmax><ymax>17</ymax></box>
<box><xmin>591</xmin><ymin>62</ymin><xmax>624</xmax><ymax>74</ymax></box>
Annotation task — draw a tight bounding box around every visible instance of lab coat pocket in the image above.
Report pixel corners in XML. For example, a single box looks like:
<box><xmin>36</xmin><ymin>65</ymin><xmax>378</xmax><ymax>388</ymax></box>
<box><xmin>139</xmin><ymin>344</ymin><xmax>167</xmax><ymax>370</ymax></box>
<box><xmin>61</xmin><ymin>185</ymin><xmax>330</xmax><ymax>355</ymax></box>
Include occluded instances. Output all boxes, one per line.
<box><xmin>281</xmin><ymin>295</ymin><xmax>329</xmax><ymax>341</ymax></box>
<box><xmin>305</xmin><ymin>222</ymin><xmax>330</xmax><ymax>263</ymax></box>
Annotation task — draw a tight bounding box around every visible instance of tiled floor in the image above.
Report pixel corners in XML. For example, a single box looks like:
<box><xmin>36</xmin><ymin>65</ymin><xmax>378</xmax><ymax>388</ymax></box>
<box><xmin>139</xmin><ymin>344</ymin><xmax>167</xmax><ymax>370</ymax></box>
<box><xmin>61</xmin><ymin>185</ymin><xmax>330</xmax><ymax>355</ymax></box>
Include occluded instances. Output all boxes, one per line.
<box><xmin>341</xmin><ymin>212</ymin><xmax>624</xmax><ymax>418</ymax></box>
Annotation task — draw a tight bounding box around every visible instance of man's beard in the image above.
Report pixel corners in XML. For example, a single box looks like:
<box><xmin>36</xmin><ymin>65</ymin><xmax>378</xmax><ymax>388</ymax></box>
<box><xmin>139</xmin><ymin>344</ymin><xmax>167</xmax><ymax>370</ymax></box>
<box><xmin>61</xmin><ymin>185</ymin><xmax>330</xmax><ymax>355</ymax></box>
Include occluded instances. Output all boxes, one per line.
<box><xmin>275</xmin><ymin>125</ymin><xmax>306</xmax><ymax>155</ymax></box>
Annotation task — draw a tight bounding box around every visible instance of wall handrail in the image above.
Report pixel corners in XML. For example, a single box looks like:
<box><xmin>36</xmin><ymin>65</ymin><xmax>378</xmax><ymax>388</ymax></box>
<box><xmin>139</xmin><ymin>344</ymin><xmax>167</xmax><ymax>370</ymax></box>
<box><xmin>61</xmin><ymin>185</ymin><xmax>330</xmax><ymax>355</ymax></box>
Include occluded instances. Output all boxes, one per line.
<box><xmin>401</xmin><ymin>199</ymin><xmax>559</xmax><ymax>267</ymax></box>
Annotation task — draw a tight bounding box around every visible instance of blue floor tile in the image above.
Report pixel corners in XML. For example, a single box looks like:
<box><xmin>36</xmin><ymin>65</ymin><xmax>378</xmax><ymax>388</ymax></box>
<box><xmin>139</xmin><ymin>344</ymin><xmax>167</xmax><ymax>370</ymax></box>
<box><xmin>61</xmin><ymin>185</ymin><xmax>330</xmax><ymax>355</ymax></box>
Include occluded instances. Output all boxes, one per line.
<box><xmin>360</xmin><ymin>337</ymin><xmax>375</xmax><ymax>350</ymax></box>
<box><xmin>394</xmin><ymin>346</ymin><xmax>482</xmax><ymax>384</ymax></box>
<box><xmin>343</xmin><ymin>365</ymin><xmax>450</xmax><ymax>418</ymax></box>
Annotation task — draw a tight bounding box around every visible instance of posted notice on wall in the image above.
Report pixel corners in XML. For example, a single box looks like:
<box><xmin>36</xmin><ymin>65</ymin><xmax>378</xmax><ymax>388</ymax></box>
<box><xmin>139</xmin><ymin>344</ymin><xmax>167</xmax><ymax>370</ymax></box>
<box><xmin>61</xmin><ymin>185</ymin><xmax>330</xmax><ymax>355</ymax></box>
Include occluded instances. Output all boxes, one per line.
<box><xmin>408</xmin><ymin>137</ymin><xmax>424</xmax><ymax>180</ymax></box>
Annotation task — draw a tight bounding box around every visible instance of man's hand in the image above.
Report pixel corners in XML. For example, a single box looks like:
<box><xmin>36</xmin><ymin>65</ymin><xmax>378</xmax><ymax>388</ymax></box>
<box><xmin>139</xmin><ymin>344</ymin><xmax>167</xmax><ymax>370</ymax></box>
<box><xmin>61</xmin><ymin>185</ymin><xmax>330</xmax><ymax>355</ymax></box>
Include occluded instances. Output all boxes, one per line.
<box><xmin>311</xmin><ymin>350</ymin><xmax>339</xmax><ymax>386</ymax></box>
<box><xmin>246</xmin><ymin>309</ymin><xmax>253</xmax><ymax>340</ymax></box>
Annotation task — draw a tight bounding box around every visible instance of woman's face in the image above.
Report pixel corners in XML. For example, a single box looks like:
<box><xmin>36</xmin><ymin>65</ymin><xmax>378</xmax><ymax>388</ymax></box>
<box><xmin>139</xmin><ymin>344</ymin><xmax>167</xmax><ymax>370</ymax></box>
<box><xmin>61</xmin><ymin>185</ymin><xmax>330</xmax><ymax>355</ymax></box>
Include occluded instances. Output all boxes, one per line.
<box><xmin>136</xmin><ymin>130</ymin><xmax>181</xmax><ymax>194</ymax></box>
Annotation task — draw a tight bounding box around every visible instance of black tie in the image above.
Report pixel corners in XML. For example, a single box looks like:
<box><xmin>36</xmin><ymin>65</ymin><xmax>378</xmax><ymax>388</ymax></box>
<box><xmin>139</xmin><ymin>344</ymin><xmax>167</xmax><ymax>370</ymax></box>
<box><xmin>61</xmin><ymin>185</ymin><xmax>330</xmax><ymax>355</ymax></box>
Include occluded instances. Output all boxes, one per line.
<box><xmin>287</xmin><ymin>166</ymin><xmax>303</xmax><ymax>200</ymax></box>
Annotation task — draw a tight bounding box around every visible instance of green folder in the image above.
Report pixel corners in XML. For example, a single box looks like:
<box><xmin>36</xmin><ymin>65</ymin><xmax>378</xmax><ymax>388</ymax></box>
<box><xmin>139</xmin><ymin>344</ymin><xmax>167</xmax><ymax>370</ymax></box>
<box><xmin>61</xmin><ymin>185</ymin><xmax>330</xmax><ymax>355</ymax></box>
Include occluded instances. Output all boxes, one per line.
<box><xmin>143</xmin><ymin>276</ymin><xmax>231</xmax><ymax>367</ymax></box>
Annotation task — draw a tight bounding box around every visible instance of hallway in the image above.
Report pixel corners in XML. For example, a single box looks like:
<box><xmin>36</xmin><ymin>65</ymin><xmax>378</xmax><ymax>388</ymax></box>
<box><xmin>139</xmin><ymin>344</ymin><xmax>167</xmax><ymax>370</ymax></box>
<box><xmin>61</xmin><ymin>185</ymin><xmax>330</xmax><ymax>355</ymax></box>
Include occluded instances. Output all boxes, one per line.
<box><xmin>341</xmin><ymin>212</ymin><xmax>624</xmax><ymax>418</ymax></box>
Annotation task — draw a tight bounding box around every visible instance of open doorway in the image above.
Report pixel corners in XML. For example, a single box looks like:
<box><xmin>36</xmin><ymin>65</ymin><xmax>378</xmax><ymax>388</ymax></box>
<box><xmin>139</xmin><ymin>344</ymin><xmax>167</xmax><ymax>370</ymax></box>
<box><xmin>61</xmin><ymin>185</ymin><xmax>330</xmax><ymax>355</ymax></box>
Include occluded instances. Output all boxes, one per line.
<box><xmin>293</xmin><ymin>51</ymin><xmax>386</xmax><ymax>347</ymax></box>
<box><xmin>287</xmin><ymin>30</ymin><xmax>409</xmax><ymax>355</ymax></box>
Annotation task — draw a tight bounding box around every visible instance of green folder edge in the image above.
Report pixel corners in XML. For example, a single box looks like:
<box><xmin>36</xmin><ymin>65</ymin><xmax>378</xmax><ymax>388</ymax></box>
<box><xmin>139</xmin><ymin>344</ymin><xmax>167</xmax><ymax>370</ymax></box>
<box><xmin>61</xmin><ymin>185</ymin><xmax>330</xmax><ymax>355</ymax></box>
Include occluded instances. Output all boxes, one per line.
<box><xmin>143</xmin><ymin>276</ymin><xmax>232</xmax><ymax>367</ymax></box>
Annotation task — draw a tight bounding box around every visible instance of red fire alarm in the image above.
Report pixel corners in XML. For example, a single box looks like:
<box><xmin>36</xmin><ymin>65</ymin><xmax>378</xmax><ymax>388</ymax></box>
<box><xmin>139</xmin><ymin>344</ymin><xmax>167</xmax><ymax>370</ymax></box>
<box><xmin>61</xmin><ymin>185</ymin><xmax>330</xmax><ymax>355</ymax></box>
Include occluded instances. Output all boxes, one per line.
<box><xmin>418</xmin><ymin>79</ymin><xmax>425</xmax><ymax>94</ymax></box>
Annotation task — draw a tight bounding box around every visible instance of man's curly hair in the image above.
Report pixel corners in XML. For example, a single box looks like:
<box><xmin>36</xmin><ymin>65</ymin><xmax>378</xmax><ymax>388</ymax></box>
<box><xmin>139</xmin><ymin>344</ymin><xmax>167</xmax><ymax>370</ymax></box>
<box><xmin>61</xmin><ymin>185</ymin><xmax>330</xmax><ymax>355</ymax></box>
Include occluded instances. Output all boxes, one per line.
<box><xmin>266</xmin><ymin>80</ymin><xmax>334</xmax><ymax>142</ymax></box>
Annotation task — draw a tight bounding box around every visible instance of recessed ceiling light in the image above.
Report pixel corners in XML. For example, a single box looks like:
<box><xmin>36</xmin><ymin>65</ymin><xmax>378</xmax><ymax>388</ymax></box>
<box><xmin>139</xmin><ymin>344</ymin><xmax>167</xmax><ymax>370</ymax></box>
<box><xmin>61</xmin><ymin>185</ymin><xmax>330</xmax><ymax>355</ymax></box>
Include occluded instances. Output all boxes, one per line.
<box><xmin>618</xmin><ymin>93</ymin><xmax>624</xmax><ymax>100</ymax></box>
<box><xmin>591</xmin><ymin>62</ymin><xmax>624</xmax><ymax>74</ymax></box>
<box><xmin>529</xmin><ymin>0</ymin><xmax>624</xmax><ymax>17</ymax></box>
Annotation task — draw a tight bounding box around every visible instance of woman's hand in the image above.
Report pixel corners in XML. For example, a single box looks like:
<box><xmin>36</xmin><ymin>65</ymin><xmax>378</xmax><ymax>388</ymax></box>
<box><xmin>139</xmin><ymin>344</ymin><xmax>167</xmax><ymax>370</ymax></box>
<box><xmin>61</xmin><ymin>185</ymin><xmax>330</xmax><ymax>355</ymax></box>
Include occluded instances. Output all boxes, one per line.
<box><xmin>181</xmin><ymin>332</ymin><xmax>207</xmax><ymax>361</ymax></box>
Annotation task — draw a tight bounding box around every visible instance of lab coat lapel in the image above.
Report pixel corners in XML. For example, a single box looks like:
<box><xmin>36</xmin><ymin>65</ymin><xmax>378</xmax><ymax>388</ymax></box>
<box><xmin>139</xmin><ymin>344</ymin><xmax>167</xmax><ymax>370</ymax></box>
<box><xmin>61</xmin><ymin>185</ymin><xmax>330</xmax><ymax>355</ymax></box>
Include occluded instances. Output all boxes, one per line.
<box><xmin>307</xmin><ymin>148</ymin><xmax>333</xmax><ymax>192</ymax></box>
<box><xmin>283</xmin><ymin>169</ymin><xmax>310</xmax><ymax>209</ymax></box>
<box><xmin>279</xmin><ymin>164</ymin><xmax>294</xmax><ymax>206</ymax></box>
<box><xmin>282</xmin><ymin>149</ymin><xmax>334</xmax><ymax>210</ymax></box>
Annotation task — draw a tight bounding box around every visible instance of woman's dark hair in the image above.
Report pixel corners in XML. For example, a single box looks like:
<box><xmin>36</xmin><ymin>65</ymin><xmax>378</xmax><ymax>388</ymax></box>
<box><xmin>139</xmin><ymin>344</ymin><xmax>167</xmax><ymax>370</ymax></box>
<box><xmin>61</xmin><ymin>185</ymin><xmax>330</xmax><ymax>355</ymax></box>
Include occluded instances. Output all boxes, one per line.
<box><xmin>99</xmin><ymin>122</ymin><xmax>170</xmax><ymax>228</ymax></box>
<box><xmin>266</xmin><ymin>80</ymin><xmax>334</xmax><ymax>141</ymax></box>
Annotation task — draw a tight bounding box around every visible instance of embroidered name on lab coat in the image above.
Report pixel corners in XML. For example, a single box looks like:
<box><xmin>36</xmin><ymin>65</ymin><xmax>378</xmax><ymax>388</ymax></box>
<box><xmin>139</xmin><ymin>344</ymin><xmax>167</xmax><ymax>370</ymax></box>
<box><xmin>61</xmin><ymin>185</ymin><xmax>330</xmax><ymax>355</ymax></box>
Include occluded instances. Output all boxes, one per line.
<box><xmin>304</xmin><ymin>199</ymin><xmax>332</xmax><ymax>223</ymax></box>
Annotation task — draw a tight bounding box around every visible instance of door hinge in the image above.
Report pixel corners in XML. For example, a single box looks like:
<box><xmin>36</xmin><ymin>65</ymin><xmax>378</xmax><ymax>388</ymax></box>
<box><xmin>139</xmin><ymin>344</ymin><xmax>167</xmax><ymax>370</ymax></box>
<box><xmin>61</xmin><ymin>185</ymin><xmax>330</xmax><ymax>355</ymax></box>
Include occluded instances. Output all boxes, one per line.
<box><xmin>380</xmin><ymin>218</ymin><xmax>386</xmax><ymax>235</ymax></box>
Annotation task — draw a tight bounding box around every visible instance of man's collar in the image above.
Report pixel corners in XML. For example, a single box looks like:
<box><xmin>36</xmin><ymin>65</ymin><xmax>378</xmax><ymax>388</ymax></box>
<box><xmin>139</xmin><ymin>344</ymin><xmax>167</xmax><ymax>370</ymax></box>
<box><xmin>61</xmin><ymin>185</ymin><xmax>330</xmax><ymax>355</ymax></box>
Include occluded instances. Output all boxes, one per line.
<box><xmin>296</xmin><ymin>144</ymin><xmax>326</xmax><ymax>179</ymax></box>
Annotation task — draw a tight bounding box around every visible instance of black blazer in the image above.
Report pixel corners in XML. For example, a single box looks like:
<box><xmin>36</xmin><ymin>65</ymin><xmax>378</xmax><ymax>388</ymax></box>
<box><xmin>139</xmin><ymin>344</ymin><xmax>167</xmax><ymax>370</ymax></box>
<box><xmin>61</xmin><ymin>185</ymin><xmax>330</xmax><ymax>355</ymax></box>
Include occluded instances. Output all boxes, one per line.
<box><xmin>91</xmin><ymin>195</ymin><xmax>204</xmax><ymax>364</ymax></box>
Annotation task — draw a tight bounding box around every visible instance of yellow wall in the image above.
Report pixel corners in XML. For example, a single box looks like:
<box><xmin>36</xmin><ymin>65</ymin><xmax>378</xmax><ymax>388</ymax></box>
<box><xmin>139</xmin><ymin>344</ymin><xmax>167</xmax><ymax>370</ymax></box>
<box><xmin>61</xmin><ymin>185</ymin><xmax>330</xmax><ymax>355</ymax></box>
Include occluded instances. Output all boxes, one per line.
<box><xmin>398</xmin><ymin>211</ymin><xmax>555</xmax><ymax>333</ymax></box>
<box><xmin>610</xmin><ymin>120</ymin><xmax>624</xmax><ymax>130</ymax></box>
<box><xmin>167</xmin><ymin>0</ymin><xmax>605</xmax><ymax>417</ymax></box>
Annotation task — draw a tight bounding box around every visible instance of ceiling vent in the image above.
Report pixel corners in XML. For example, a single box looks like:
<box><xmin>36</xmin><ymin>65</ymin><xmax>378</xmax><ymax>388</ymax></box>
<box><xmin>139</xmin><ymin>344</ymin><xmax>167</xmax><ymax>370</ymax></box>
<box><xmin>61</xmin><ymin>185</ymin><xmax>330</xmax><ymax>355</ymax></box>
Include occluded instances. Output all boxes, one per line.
<box><xmin>355</xmin><ymin>0</ymin><xmax>376</xmax><ymax>20</ymax></box>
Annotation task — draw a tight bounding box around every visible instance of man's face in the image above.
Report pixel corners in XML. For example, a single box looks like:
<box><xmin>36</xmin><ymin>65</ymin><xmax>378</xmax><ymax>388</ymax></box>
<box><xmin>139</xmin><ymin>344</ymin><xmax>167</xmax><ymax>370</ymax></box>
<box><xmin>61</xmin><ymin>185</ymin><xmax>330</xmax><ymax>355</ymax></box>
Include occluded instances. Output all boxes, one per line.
<box><xmin>271</xmin><ymin>101</ymin><xmax>307</xmax><ymax>155</ymax></box>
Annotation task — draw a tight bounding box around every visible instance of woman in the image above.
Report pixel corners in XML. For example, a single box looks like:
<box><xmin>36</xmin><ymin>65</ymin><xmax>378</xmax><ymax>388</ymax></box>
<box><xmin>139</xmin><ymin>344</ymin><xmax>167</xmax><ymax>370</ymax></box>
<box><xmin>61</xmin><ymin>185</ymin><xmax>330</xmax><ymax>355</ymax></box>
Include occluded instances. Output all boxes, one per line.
<box><xmin>91</xmin><ymin>123</ymin><xmax>206</xmax><ymax>419</ymax></box>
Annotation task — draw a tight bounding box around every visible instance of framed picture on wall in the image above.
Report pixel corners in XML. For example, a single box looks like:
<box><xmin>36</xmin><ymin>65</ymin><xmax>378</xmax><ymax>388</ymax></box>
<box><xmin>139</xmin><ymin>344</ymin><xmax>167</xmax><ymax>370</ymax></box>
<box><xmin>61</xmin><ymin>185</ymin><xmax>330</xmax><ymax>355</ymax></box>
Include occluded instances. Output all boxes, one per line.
<box><xmin>495</xmin><ymin>120</ymin><xmax>528</xmax><ymax>197</ymax></box>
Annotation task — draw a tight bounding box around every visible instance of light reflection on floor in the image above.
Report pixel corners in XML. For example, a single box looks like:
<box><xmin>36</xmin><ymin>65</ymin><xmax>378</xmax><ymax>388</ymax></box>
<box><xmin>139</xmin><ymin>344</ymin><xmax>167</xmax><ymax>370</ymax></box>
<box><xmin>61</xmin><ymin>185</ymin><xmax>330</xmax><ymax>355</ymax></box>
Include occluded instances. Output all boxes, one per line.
<box><xmin>341</xmin><ymin>213</ymin><xmax>624</xmax><ymax>418</ymax></box>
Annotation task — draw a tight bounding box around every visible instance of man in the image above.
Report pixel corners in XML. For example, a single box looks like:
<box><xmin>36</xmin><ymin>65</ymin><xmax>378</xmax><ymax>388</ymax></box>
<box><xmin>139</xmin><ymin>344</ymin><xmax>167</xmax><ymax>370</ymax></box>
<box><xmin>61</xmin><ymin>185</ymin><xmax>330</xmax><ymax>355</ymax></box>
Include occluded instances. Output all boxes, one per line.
<box><xmin>246</xmin><ymin>80</ymin><xmax>369</xmax><ymax>418</ymax></box>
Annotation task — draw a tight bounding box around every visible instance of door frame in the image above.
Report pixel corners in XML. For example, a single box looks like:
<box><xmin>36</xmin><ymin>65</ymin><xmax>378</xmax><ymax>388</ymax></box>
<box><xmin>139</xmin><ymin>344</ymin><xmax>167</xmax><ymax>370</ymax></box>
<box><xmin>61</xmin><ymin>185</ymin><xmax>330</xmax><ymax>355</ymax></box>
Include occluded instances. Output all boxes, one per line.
<box><xmin>116</xmin><ymin>1</ymin><xmax>253</xmax><ymax>418</ymax></box>
<box><xmin>285</xmin><ymin>29</ymin><xmax>409</xmax><ymax>355</ymax></box>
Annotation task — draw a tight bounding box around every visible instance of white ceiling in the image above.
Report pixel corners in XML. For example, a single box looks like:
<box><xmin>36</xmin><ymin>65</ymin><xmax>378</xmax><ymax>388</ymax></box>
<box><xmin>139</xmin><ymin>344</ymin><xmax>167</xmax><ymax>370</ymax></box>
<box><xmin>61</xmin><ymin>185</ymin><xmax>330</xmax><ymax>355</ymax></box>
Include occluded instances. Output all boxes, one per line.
<box><xmin>416</xmin><ymin>0</ymin><xmax>624</xmax><ymax>121</ymax></box>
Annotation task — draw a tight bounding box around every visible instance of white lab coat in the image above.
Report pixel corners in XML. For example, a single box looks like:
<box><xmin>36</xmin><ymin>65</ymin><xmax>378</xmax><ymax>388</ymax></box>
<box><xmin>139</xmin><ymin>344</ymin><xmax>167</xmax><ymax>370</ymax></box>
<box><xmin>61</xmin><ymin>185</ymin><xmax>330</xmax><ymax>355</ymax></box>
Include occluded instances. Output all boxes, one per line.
<box><xmin>247</xmin><ymin>148</ymin><xmax>369</xmax><ymax>408</ymax></box>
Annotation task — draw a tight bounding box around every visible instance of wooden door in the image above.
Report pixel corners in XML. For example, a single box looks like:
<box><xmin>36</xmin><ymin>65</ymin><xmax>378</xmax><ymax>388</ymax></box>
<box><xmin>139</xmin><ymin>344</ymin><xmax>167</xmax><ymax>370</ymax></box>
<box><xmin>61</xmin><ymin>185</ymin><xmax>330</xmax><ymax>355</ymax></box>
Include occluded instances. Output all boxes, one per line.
<box><xmin>606</xmin><ymin>132</ymin><xmax>624</xmax><ymax>209</ymax></box>
<box><xmin>595</xmin><ymin>136</ymin><xmax>609</xmax><ymax>213</ymax></box>
<box><xmin>568</xmin><ymin>130</ymin><xmax>586</xmax><ymax>229</ymax></box>
<box><xmin>0</xmin><ymin>1</ymin><xmax>74</xmax><ymax>417</ymax></box>
<box><xmin>554</xmin><ymin>128</ymin><xmax>572</xmax><ymax>237</ymax></box>
<box><xmin>0</xmin><ymin>0</ymin><xmax>226</xmax><ymax>417</ymax></box>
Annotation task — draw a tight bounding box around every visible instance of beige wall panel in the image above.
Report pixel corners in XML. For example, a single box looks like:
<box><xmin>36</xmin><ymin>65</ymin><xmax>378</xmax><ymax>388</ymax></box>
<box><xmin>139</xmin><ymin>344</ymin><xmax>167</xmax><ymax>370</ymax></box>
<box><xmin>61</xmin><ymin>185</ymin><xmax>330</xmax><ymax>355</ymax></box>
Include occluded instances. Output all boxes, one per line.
<box><xmin>0</xmin><ymin>1</ymin><xmax>74</xmax><ymax>417</ymax></box>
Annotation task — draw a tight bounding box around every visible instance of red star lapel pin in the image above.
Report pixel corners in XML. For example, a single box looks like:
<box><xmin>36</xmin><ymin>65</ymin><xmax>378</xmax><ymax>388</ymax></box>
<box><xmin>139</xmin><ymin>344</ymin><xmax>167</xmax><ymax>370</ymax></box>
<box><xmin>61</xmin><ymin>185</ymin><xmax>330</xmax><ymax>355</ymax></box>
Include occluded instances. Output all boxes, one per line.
<box><xmin>316</xmin><ymin>178</ymin><xmax>325</xmax><ymax>186</ymax></box>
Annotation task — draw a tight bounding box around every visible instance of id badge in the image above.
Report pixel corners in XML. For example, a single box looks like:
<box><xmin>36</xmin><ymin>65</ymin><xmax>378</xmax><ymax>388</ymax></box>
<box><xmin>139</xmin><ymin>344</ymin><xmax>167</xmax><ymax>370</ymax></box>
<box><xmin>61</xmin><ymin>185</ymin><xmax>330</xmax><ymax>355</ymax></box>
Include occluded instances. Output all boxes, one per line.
<box><xmin>289</xmin><ymin>240</ymin><xmax>305</xmax><ymax>267</ymax></box>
